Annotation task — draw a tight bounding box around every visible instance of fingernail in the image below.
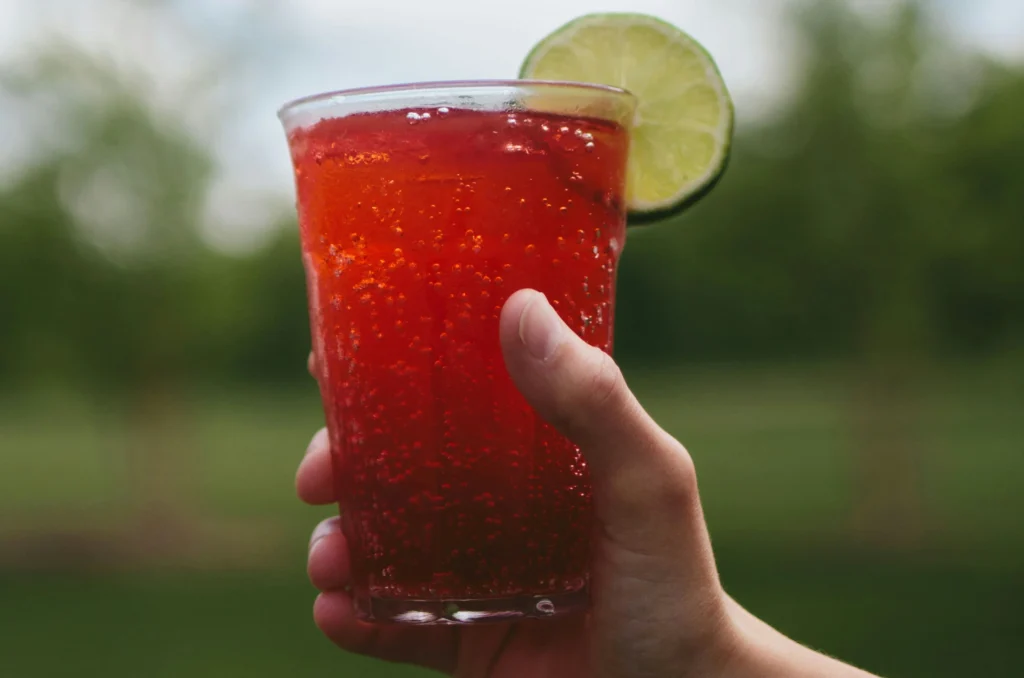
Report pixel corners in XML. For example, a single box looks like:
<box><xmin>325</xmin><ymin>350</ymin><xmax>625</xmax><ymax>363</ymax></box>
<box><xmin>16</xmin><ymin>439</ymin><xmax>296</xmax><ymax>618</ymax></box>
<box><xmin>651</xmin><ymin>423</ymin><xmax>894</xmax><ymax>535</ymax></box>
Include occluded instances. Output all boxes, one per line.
<box><xmin>519</xmin><ymin>292</ymin><xmax>565</xmax><ymax>361</ymax></box>
<box><xmin>309</xmin><ymin>516</ymin><xmax>339</xmax><ymax>552</ymax></box>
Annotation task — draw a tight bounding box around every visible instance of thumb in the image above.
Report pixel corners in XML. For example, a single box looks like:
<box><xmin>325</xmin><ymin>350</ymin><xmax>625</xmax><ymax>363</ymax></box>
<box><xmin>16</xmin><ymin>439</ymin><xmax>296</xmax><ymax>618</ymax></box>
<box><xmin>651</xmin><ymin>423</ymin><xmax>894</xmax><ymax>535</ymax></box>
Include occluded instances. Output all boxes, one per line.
<box><xmin>499</xmin><ymin>289</ymin><xmax>715</xmax><ymax>575</ymax></box>
<box><xmin>501</xmin><ymin>289</ymin><xmax>731</xmax><ymax>677</ymax></box>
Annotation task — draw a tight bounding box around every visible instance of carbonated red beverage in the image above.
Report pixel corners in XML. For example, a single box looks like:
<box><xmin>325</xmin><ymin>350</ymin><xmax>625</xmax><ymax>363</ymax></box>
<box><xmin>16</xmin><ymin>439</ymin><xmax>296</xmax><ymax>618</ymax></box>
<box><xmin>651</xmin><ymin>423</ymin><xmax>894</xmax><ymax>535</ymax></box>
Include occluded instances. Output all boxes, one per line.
<box><xmin>283</xmin><ymin>83</ymin><xmax>632</xmax><ymax>622</ymax></box>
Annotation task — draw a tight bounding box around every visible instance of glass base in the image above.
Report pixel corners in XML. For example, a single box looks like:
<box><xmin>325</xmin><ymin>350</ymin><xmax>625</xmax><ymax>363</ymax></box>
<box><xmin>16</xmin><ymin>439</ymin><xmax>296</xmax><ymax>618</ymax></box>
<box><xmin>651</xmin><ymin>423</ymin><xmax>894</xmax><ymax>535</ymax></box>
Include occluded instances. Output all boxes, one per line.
<box><xmin>353</xmin><ymin>588</ymin><xmax>588</xmax><ymax>625</ymax></box>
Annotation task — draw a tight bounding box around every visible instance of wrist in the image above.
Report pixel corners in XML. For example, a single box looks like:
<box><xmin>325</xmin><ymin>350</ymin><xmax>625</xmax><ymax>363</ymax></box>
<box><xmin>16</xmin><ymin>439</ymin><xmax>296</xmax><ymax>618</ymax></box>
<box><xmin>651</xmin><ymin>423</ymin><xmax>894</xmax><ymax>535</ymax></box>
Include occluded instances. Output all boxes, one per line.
<box><xmin>669</xmin><ymin>593</ymin><xmax>753</xmax><ymax>678</ymax></box>
<box><xmin>713</xmin><ymin>596</ymin><xmax>811</xmax><ymax>678</ymax></box>
<box><xmin>712</xmin><ymin>595</ymin><xmax>879</xmax><ymax>678</ymax></box>
<box><xmin>706</xmin><ymin>597</ymin><xmax>762</xmax><ymax>678</ymax></box>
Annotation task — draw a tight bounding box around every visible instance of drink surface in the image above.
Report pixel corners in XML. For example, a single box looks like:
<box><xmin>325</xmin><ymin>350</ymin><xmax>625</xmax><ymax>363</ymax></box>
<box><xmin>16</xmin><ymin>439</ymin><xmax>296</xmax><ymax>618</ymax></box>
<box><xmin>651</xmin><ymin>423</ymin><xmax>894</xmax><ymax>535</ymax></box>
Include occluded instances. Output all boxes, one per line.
<box><xmin>289</xmin><ymin>106</ymin><xmax>628</xmax><ymax>600</ymax></box>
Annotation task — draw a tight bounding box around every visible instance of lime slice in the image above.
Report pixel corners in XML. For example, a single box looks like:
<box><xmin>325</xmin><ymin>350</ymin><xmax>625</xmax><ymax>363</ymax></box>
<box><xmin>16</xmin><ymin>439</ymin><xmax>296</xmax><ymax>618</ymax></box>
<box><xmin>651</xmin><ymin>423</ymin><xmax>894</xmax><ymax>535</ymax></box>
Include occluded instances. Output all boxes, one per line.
<box><xmin>520</xmin><ymin>13</ymin><xmax>734</xmax><ymax>221</ymax></box>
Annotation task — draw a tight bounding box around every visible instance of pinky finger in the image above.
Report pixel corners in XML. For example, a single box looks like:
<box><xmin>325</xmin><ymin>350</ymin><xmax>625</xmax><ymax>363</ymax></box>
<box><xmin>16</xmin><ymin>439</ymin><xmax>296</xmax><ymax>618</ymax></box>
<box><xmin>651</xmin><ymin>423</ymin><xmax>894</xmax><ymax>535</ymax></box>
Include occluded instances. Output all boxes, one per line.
<box><xmin>313</xmin><ymin>592</ymin><xmax>457</xmax><ymax>674</ymax></box>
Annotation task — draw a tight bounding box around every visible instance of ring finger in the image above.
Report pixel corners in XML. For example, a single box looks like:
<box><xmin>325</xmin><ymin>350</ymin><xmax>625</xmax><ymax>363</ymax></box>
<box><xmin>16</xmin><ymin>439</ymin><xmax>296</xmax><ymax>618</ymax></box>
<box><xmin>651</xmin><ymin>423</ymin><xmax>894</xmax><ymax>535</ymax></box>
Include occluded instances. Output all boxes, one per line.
<box><xmin>308</xmin><ymin>516</ymin><xmax>352</xmax><ymax>592</ymax></box>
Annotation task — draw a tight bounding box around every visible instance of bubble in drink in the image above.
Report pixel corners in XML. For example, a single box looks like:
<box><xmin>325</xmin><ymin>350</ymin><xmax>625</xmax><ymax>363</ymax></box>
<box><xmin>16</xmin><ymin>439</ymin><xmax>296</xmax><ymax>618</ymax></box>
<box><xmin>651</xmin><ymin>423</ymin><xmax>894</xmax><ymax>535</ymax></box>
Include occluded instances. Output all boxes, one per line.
<box><xmin>286</xmin><ymin>105</ymin><xmax>628</xmax><ymax>605</ymax></box>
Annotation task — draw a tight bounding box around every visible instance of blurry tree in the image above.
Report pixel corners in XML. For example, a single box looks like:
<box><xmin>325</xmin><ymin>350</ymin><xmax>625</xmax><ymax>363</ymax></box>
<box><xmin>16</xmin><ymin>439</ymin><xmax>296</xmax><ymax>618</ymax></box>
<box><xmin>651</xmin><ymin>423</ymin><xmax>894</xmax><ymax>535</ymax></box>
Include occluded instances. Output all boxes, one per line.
<box><xmin>770</xmin><ymin>0</ymin><xmax>939</xmax><ymax>545</ymax></box>
<box><xmin>618</xmin><ymin>1</ymin><xmax>1024</xmax><ymax>365</ymax></box>
<box><xmin>0</xmin><ymin>49</ymin><xmax>218</xmax><ymax>553</ymax></box>
<box><xmin>935</xmin><ymin>65</ymin><xmax>1024</xmax><ymax>355</ymax></box>
<box><xmin>0</xmin><ymin>35</ymin><xmax>310</xmax><ymax>559</ymax></box>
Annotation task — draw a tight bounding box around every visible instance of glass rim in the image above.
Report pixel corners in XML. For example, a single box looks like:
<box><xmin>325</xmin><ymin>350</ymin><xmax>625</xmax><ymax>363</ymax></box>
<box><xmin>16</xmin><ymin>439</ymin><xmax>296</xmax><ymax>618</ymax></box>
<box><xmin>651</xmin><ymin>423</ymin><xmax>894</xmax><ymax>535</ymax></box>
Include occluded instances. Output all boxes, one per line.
<box><xmin>277</xmin><ymin>79</ymin><xmax>636</xmax><ymax>123</ymax></box>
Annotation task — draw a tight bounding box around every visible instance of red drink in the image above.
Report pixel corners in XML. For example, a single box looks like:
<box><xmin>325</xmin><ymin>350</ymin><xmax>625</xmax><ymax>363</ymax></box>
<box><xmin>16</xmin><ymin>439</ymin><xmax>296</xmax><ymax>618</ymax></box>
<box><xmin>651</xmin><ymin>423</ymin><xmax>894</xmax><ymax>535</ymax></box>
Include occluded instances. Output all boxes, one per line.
<box><xmin>281</xmin><ymin>82</ymin><xmax>634</xmax><ymax>623</ymax></box>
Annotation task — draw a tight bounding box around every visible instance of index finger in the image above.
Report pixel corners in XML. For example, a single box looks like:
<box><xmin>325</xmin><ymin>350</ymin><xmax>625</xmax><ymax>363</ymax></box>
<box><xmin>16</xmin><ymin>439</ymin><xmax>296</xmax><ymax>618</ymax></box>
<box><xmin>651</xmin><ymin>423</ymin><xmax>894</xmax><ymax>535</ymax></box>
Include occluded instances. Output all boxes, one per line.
<box><xmin>297</xmin><ymin>427</ymin><xmax>337</xmax><ymax>505</ymax></box>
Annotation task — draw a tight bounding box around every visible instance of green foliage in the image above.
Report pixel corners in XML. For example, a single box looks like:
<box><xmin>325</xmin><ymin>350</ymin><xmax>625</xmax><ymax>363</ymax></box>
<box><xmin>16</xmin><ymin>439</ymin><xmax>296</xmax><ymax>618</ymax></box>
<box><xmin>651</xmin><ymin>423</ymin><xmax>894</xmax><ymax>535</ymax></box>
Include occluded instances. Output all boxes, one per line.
<box><xmin>616</xmin><ymin>2</ymin><xmax>1024</xmax><ymax>366</ymax></box>
<box><xmin>1</xmin><ymin>1</ymin><xmax>1022</xmax><ymax>390</ymax></box>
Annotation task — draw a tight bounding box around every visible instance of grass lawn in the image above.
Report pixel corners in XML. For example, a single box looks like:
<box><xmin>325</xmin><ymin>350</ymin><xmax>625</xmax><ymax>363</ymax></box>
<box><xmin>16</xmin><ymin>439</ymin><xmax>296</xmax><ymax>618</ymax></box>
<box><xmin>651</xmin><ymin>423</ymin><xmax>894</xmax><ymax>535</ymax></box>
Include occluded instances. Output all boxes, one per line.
<box><xmin>0</xmin><ymin>364</ymin><xmax>1021</xmax><ymax>676</ymax></box>
<box><xmin>0</xmin><ymin>553</ymin><xmax>1020</xmax><ymax>678</ymax></box>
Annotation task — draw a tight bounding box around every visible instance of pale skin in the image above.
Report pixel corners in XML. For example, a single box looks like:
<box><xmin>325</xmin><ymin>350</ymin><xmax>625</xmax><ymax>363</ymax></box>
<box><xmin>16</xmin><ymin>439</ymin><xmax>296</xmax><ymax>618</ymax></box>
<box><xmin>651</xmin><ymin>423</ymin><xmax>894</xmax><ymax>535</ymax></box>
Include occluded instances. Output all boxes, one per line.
<box><xmin>297</xmin><ymin>289</ymin><xmax>881</xmax><ymax>678</ymax></box>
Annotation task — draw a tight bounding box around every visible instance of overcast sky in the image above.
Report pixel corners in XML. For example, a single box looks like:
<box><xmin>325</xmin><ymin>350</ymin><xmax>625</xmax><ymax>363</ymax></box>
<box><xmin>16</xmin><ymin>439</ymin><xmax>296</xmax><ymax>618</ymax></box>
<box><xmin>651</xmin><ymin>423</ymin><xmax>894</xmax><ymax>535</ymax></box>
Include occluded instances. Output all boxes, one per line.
<box><xmin>2</xmin><ymin>0</ymin><xmax>1022</xmax><ymax>252</ymax></box>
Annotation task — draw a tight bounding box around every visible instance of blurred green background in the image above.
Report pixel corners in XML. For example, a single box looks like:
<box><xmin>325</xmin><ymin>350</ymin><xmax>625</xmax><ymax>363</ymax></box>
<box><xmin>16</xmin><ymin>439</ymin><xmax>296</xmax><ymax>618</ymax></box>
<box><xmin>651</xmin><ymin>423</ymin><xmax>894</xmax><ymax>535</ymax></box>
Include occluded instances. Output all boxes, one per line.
<box><xmin>1</xmin><ymin>1</ymin><xmax>1022</xmax><ymax>676</ymax></box>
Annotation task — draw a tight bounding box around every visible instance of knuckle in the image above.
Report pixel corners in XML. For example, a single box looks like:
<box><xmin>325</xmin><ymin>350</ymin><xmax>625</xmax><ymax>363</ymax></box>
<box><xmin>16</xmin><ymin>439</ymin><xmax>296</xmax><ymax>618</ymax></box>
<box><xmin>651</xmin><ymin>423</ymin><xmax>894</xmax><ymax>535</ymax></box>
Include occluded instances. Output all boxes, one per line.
<box><xmin>583</xmin><ymin>347</ymin><xmax>625</xmax><ymax>413</ymax></box>
<box><xmin>653</xmin><ymin>445</ymin><xmax>699</xmax><ymax>508</ymax></box>
<box><xmin>604</xmin><ymin>442</ymin><xmax>697</xmax><ymax>518</ymax></box>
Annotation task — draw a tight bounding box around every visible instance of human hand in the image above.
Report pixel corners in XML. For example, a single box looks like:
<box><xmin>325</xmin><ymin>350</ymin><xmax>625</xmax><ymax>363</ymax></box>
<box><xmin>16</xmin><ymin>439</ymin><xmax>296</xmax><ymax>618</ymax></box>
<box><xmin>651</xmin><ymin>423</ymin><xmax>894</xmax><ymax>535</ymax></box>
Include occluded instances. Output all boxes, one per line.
<box><xmin>297</xmin><ymin>289</ymin><xmax>877</xmax><ymax>678</ymax></box>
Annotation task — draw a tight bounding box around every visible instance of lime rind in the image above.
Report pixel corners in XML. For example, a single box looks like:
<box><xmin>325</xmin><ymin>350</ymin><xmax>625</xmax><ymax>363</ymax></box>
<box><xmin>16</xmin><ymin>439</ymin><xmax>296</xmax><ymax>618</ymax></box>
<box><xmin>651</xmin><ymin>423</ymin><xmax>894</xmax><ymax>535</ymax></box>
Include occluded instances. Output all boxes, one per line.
<box><xmin>520</xmin><ymin>13</ymin><xmax>734</xmax><ymax>220</ymax></box>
